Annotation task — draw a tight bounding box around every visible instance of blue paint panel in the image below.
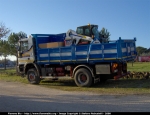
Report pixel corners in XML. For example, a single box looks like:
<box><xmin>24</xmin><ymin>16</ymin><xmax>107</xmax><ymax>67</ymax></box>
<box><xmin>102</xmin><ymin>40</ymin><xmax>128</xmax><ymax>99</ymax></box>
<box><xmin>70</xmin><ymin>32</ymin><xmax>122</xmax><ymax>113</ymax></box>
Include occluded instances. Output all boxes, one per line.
<box><xmin>122</xmin><ymin>52</ymin><xmax>127</xmax><ymax>57</ymax></box>
<box><xmin>91</xmin><ymin>44</ymin><xmax>102</xmax><ymax>50</ymax></box>
<box><xmin>37</xmin><ymin>56</ymin><xmax>47</xmax><ymax>60</ymax></box>
<box><xmin>121</xmin><ymin>43</ymin><xmax>126</xmax><ymax>48</ymax></box>
<box><xmin>37</xmin><ymin>37</ymin><xmax>49</xmax><ymax>44</ymax></box>
<box><xmin>130</xmin><ymin>43</ymin><xmax>134</xmax><ymax>47</ymax></box>
<box><xmin>61</xmin><ymin>47</ymin><xmax>72</xmax><ymax>52</ymax></box>
<box><xmin>75</xmin><ymin>45</ymin><xmax>88</xmax><ymax>60</ymax></box>
<box><xmin>76</xmin><ymin>60</ymin><xmax>87</xmax><ymax>64</ymax></box>
<box><xmin>76</xmin><ymin>55</ymin><xmax>87</xmax><ymax>59</ymax></box>
<box><xmin>50</xmin><ymin>57</ymin><xmax>61</xmax><ymax>60</ymax></box>
<box><xmin>37</xmin><ymin>49</ymin><xmax>49</xmax><ymax>62</ymax></box>
<box><xmin>89</xmin><ymin>54</ymin><xmax>102</xmax><ymax>58</ymax></box>
<box><xmin>38</xmin><ymin>57</ymin><xmax>49</xmax><ymax>63</ymax></box>
<box><xmin>61</xmin><ymin>56</ymin><xmax>72</xmax><ymax>60</ymax></box>
<box><xmin>104</xmin><ymin>43</ymin><xmax>117</xmax><ymax>49</ymax></box>
<box><xmin>32</xmin><ymin>33</ymin><xmax>66</xmax><ymax>44</ymax></box>
<box><xmin>76</xmin><ymin>45</ymin><xmax>89</xmax><ymax>51</ymax></box>
<box><xmin>49</xmin><ymin>48</ymin><xmax>60</xmax><ymax>53</ymax></box>
<box><xmin>104</xmin><ymin>54</ymin><xmax>117</xmax><ymax>58</ymax></box>
<box><xmin>49</xmin><ymin>62</ymin><xmax>60</xmax><ymax>64</ymax></box>
<box><xmin>127</xmin><ymin>43</ymin><xmax>130</xmax><ymax>47</ymax></box>
<box><xmin>38</xmin><ymin>49</ymin><xmax>49</xmax><ymax>54</ymax></box>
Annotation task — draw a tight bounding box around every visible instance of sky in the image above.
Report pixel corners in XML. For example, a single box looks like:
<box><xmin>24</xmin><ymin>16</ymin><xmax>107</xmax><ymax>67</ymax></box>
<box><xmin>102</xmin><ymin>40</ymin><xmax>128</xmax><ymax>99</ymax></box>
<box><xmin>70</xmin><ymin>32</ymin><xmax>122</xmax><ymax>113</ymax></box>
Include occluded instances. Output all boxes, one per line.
<box><xmin>0</xmin><ymin>0</ymin><xmax>150</xmax><ymax>61</ymax></box>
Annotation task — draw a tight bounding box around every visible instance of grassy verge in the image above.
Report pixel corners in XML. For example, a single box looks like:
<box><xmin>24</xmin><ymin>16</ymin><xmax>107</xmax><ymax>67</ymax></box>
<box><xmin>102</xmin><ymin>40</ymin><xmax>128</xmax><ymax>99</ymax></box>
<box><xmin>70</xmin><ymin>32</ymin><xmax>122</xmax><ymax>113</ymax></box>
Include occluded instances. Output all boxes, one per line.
<box><xmin>39</xmin><ymin>79</ymin><xmax>150</xmax><ymax>95</ymax></box>
<box><xmin>0</xmin><ymin>68</ymin><xmax>28</xmax><ymax>83</ymax></box>
<box><xmin>128</xmin><ymin>62</ymin><xmax>150</xmax><ymax>72</ymax></box>
<box><xmin>0</xmin><ymin>64</ymin><xmax>150</xmax><ymax>95</ymax></box>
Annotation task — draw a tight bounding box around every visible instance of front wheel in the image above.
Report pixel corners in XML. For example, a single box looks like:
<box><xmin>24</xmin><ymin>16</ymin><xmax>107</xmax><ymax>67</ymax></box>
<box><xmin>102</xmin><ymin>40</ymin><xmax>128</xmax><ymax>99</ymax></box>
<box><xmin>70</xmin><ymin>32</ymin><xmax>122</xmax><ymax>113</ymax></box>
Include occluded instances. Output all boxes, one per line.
<box><xmin>74</xmin><ymin>68</ymin><xmax>93</xmax><ymax>87</ymax></box>
<box><xmin>27</xmin><ymin>68</ymin><xmax>40</xmax><ymax>84</ymax></box>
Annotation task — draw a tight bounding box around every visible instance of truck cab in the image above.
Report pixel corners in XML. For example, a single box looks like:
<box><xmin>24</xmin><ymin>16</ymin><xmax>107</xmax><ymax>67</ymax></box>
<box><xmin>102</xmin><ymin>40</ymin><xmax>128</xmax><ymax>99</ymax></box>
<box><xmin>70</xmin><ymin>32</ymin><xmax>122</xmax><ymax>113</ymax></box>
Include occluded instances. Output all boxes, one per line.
<box><xmin>17</xmin><ymin>37</ymin><xmax>35</xmax><ymax>74</ymax></box>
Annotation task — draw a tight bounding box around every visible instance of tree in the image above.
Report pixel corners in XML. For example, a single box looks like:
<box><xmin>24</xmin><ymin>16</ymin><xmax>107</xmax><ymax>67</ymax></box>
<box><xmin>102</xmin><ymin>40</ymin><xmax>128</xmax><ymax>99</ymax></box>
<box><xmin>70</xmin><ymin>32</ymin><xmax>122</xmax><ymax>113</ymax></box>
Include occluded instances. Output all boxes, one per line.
<box><xmin>0</xmin><ymin>22</ymin><xmax>10</xmax><ymax>39</ymax></box>
<box><xmin>0</xmin><ymin>52</ymin><xmax>2</xmax><ymax>60</ymax></box>
<box><xmin>140</xmin><ymin>52</ymin><xmax>150</xmax><ymax>56</ymax></box>
<box><xmin>17</xmin><ymin>31</ymin><xmax>27</xmax><ymax>39</ymax></box>
<box><xmin>8</xmin><ymin>31</ymin><xmax>27</xmax><ymax>72</ymax></box>
<box><xmin>99</xmin><ymin>27</ymin><xmax>111</xmax><ymax>43</ymax></box>
<box><xmin>0</xmin><ymin>22</ymin><xmax>10</xmax><ymax>63</ymax></box>
<box><xmin>8</xmin><ymin>33</ymin><xmax>19</xmax><ymax>56</ymax></box>
<box><xmin>136</xmin><ymin>46</ymin><xmax>147</xmax><ymax>56</ymax></box>
<box><xmin>0</xmin><ymin>40</ymin><xmax>10</xmax><ymax>69</ymax></box>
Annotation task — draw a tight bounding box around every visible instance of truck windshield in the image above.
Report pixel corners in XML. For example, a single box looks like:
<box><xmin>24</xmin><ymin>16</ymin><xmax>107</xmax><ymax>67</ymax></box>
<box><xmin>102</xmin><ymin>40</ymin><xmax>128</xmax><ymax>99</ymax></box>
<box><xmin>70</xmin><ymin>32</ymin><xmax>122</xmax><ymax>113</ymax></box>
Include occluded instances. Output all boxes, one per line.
<box><xmin>92</xmin><ymin>26</ymin><xmax>99</xmax><ymax>39</ymax></box>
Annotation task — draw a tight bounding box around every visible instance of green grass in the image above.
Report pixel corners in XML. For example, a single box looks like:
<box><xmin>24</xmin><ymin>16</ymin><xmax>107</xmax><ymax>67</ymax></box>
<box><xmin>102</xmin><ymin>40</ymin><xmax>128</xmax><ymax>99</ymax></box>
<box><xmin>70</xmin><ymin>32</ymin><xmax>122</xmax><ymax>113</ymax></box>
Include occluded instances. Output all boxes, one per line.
<box><xmin>40</xmin><ymin>78</ymin><xmax>150</xmax><ymax>95</ymax></box>
<box><xmin>0</xmin><ymin>63</ymin><xmax>150</xmax><ymax>95</ymax></box>
<box><xmin>0</xmin><ymin>68</ymin><xmax>28</xmax><ymax>83</ymax></box>
<box><xmin>128</xmin><ymin>62</ymin><xmax>150</xmax><ymax>72</ymax></box>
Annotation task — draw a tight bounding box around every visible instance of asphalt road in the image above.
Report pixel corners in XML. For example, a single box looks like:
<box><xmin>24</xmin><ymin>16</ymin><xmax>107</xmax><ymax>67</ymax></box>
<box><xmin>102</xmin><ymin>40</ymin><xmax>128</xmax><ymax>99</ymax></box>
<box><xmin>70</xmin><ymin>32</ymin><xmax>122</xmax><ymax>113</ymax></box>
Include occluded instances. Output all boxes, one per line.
<box><xmin>0</xmin><ymin>81</ymin><xmax>150</xmax><ymax>112</ymax></box>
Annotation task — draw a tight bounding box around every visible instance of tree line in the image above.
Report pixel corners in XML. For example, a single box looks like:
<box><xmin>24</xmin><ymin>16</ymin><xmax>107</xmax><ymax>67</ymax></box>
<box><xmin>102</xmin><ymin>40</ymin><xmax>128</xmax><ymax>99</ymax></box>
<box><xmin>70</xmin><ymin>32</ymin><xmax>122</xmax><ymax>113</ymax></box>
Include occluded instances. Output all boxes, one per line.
<box><xmin>0</xmin><ymin>22</ymin><xmax>27</xmax><ymax>69</ymax></box>
<box><xmin>136</xmin><ymin>46</ymin><xmax>150</xmax><ymax>56</ymax></box>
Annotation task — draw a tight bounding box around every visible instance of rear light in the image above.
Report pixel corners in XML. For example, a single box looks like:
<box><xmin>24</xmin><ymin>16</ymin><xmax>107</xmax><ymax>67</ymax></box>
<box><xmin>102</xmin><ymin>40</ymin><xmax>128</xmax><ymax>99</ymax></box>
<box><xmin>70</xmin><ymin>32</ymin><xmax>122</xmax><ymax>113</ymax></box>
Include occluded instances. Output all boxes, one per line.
<box><xmin>113</xmin><ymin>63</ymin><xmax>118</xmax><ymax>68</ymax></box>
<box><xmin>111</xmin><ymin>63</ymin><xmax>118</xmax><ymax>73</ymax></box>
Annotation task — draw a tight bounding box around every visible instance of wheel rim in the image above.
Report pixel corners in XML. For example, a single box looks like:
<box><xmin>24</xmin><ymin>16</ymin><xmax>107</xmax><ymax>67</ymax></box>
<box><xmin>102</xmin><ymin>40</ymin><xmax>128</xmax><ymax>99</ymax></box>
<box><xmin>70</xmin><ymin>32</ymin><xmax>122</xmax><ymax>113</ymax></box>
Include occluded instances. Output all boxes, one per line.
<box><xmin>29</xmin><ymin>73</ymin><xmax>35</xmax><ymax>81</ymax></box>
<box><xmin>78</xmin><ymin>73</ymin><xmax>87</xmax><ymax>84</ymax></box>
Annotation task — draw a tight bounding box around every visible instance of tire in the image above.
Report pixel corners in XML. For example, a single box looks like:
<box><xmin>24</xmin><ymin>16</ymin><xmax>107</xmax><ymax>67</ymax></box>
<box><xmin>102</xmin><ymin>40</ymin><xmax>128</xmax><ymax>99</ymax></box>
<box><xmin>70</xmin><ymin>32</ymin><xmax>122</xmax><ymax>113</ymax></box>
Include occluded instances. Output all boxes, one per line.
<box><xmin>27</xmin><ymin>68</ymin><xmax>40</xmax><ymax>84</ymax></box>
<box><xmin>74</xmin><ymin>68</ymin><xmax>93</xmax><ymax>87</ymax></box>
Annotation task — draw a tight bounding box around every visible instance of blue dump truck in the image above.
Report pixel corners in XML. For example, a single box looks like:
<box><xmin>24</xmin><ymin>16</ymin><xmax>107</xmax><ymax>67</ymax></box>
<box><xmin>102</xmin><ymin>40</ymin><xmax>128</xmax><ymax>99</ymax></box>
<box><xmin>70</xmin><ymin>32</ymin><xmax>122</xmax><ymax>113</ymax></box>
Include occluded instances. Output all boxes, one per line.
<box><xmin>17</xmin><ymin>24</ymin><xmax>137</xmax><ymax>87</ymax></box>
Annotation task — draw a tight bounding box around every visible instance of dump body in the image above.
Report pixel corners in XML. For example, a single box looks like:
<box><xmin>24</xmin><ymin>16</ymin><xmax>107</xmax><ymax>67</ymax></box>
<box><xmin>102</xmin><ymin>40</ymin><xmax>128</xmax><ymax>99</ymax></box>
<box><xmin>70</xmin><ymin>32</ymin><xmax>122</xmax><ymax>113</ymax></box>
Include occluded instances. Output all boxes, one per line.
<box><xmin>32</xmin><ymin>34</ymin><xmax>136</xmax><ymax>65</ymax></box>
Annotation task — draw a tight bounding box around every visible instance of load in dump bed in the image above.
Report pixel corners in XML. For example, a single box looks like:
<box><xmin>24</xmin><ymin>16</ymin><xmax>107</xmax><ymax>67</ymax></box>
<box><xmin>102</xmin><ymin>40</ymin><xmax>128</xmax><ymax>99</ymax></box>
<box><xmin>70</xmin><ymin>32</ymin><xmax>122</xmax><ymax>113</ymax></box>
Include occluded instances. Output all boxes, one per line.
<box><xmin>17</xmin><ymin>24</ymin><xmax>137</xmax><ymax>87</ymax></box>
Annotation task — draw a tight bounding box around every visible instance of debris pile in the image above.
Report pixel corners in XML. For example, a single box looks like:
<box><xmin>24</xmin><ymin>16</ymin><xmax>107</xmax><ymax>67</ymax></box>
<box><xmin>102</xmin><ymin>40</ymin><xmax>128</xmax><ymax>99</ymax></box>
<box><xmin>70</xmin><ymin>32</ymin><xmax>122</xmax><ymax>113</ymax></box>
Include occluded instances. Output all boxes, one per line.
<box><xmin>125</xmin><ymin>72</ymin><xmax>150</xmax><ymax>79</ymax></box>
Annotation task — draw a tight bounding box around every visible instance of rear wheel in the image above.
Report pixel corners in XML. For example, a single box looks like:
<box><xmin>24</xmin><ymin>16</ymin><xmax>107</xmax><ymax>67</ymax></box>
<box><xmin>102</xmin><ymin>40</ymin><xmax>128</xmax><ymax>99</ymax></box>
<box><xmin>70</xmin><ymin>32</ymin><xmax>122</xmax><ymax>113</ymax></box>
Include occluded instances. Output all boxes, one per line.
<box><xmin>74</xmin><ymin>68</ymin><xmax>93</xmax><ymax>87</ymax></box>
<box><xmin>27</xmin><ymin>68</ymin><xmax>40</xmax><ymax>84</ymax></box>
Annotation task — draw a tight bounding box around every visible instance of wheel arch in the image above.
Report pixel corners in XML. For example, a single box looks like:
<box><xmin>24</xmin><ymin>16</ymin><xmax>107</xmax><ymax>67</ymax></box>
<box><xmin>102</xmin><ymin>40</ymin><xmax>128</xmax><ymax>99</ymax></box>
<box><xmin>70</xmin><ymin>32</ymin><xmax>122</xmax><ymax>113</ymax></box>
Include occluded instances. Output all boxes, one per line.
<box><xmin>24</xmin><ymin>63</ymin><xmax>41</xmax><ymax>76</ymax></box>
<box><xmin>72</xmin><ymin>65</ymin><xmax>94</xmax><ymax>78</ymax></box>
